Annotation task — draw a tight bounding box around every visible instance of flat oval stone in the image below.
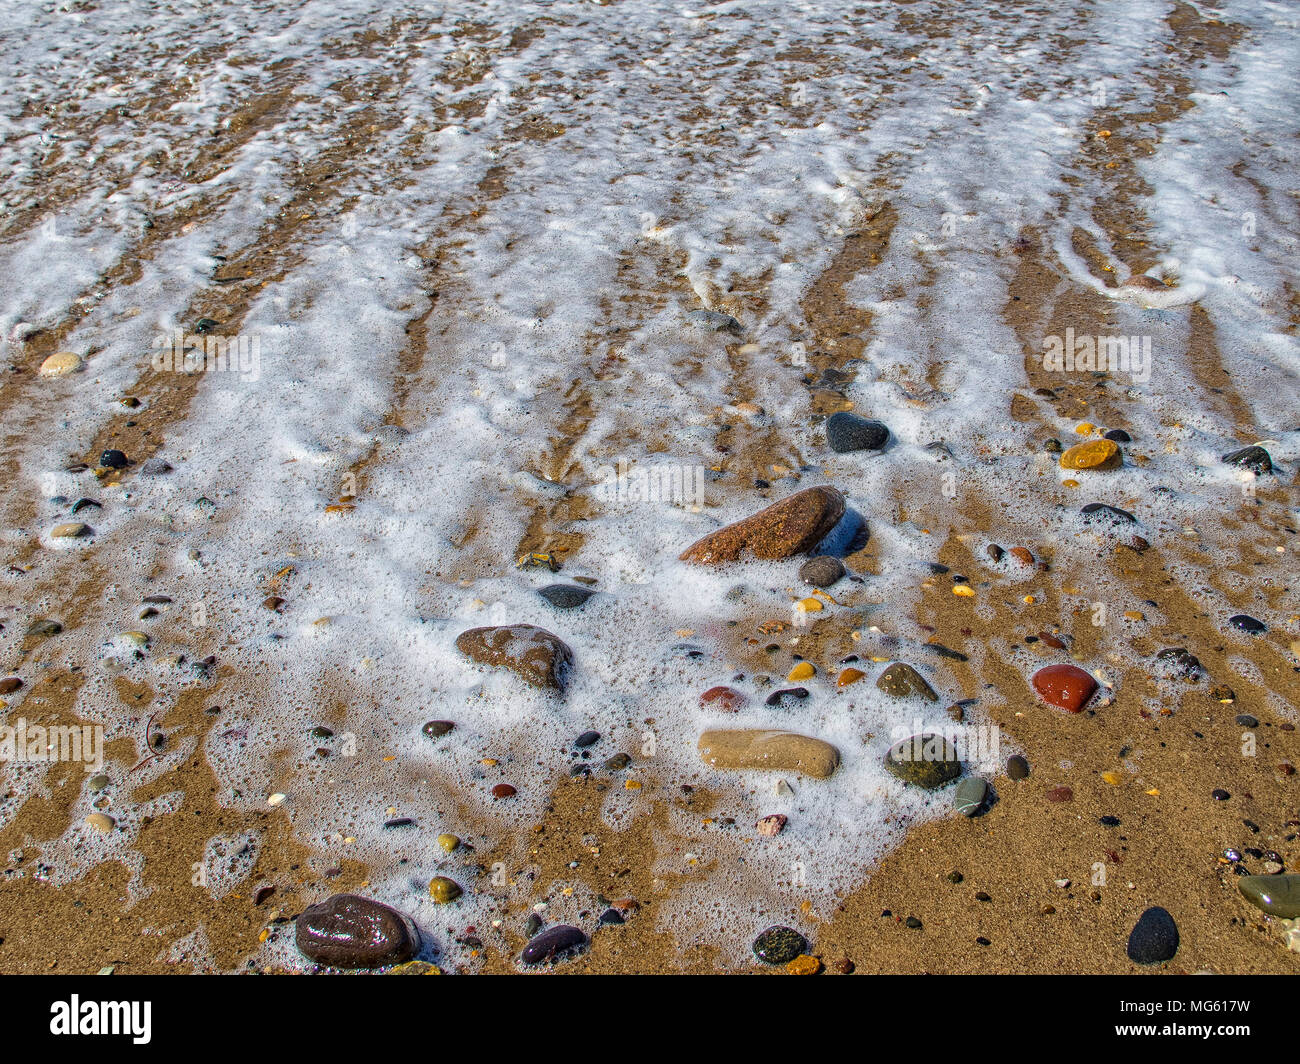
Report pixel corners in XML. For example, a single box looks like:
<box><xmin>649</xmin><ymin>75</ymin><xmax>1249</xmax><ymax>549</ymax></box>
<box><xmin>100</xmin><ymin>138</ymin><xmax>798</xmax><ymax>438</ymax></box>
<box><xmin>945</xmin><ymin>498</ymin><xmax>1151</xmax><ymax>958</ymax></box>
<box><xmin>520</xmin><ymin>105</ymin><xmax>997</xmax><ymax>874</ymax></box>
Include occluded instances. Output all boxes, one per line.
<box><xmin>455</xmin><ymin>624</ymin><xmax>573</xmax><ymax>690</ymax></box>
<box><xmin>422</xmin><ymin>720</ymin><xmax>454</xmax><ymax>739</ymax></box>
<box><xmin>1032</xmin><ymin>664</ymin><xmax>1098</xmax><ymax>713</ymax></box>
<box><xmin>295</xmin><ymin>894</ymin><xmax>420</xmax><ymax>969</ymax></box>
<box><xmin>884</xmin><ymin>734</ymin><xmax>961</xmax><ymax>789</ymax></box>
<box><xmin>39</xmin><ymin>350</ymin><xmax>83</xmax><ymax>377</ymax></box>
<box><xmin>1007</xmin><ymin>754</ymin><xmax>1030</xmax><ymax>780</ymax></box>
<box><xmin>700</xmin><ymin>685</ymin><xmax>746</xmax><ymax>711</ymax></box>
<box><xmin>954</xmin><ymin>776</ymin><xmax>989</xmax><ymax>817</ymax></box>
<box><xmin>799</xmin><ymin>555</ymin><xmax>845</xmax><ymax>587</ymax></box>
<box><xmin>428</xmin><ymin>876</ymin><xmax>462</xmax><ymax>904</ymax></box>
<box><xmin>1059</xmin><ymin>439</ymin><xmax>1121</xmax><ymax>470</ymax></box>
<box><xmin>752</xmin><ymin>926</ymin><xmax>807</xmax><ymax>964</ymax></box>
<box><xmin>679</xmin><ymin>486</ymin><xmax>845</xmax><ymax>564</ymax></box>
<box><xmin>521</xmin><ymin>924</ymin><xmax>587</xmax><ymax>965</ymax></box>
<box><xmin>1237</xmin><ymin>875</ymin><xmax>1300</xmax><ymax>918</ymax></box>
<box><xmin>1228</xmin><ymin>614</ymin><xmax>1266</xmax><ymax>635</ymax></box>
<box><xmin>537</xmin><ymin>584</ymin><xmax>595</xmax><ymax>609</ymax></box>
<box><xmin>698</xmin><ymin>729</ymin><xmax>839</xmax><ymax>779</ymax></box>
<box><xmin>1126</xmin><ymin>906</ymin><xmax>1179</xmax><ymax>965</ymax></box>
<box><xmin>824</xmin><ymin>412</ymin><xmax>889</xmax><ymax>454</ymax></box>
<box><xmin>1221</xmin><ymin>445</ymin><xmax>1272</xmax><ymax>475</ymax></box>
<box><xmin>876</xmin><ymin>662</ymin><xmax>938</xmax><ymax>701</ymax></box>
<box><xmin>50</xmin><ymin>522</ymin><xmax>91</xmax><ymax>539</ymax></box>
<box><xmin>574</xmin><ymin>729</ymin><xmax>601</xmax><ymax>748</ymax></box>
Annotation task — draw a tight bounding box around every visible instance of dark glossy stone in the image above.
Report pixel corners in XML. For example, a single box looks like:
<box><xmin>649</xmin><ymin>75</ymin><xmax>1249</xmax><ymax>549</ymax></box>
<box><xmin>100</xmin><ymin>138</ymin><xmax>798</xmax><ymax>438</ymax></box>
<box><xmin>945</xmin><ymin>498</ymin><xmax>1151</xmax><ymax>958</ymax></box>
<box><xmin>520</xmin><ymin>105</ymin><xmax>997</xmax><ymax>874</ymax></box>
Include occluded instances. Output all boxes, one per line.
<box><xmin>876</xmin><ymin>662</ymin><xmax>938</xmax><ymax>701</ymax></box>
<box><xmin>954</xmin><ymin>777</ymin><xmax>989</xmax><ymax>817</ymax></box>
<box><xmin>295</xmin><ymin>894</ymin><xmax>420</xmax><ymax>969</ymax></box>
<box><xmin>884</xmin><ymin>734</ymin><xmax>961</xmax><ymax>789</ymax></box>
<box><xmin>1126</xmin><ymin>906</ymin><xmax>1179</xmax><ymax>964</ymax></box>
<box><xmin>799</xmin><ymin>555</ymin><xmax>845</xmax><ymax>588</ymax></box>
<box><xmin>752</xmin><ymin>925</ymin><xmax>807</xmax><ymax>964</ymax></box>
<box><xmin>1221</xmin><ymin>445</ymin><xmax>1272</xmax><ymax>475</ymax></box>
<box><xmin>1007</xmin><ymin>754</ymin><xmax>1029</xmax><ymax>780</ymax></box>
<box><xmin>1237</xmin><ymin>875</ymin><xmax>1300</xmax><ymax>918</ymax></box>
<box><xmin>1103</xmin><ymin>429</ymin><xmax>1131</xmax><ymax>442</ymax></box>
<box><xmin>99</xmin><ymin>449</ymin><xmax>128</xmax><ymax>469</ymax></box>
<box><xmin>825</xmin><ymin>412</ymin><xmax>889</xmax><ymax>454</ymax></box>
<box><xmin>422</xmin><ymin>720</ymin><xmax>455</xmax><ymax>739</ymax></box>
<box><xmin>521</xmin><ymin>925</ymin><xmax>587</xmax><ymax>965</ymax></box>
<box><xmin>1155</xmin><ymin>647</ymin><xmax>1202</xmax><ymax>677</ymax></box>
<box><xmin>1228</xmin><ymin>614</ymin><xmax>1266</xmax><ymax>635</ymax></box>
<box><xmin>1235</xmin><ymin>714</ymin><xmax>1259</xmax><ymax>728</ymax></box>
<box><xmin>765</xmin><ymin>687</ymin><xmax>810</xmax><ymax>707</ymax></box>
<box><xmin>537</xmin><ymin>584</ymin><xmax>595</xmax><ymax>609</ymax></box>
<box><xmin>574</xmin><ymin>730</ymin><xmax>601</xmax><ymax>748</ymax></box>
<box><xmin>1080</xmin><ymin>502</ymin><xmax>1135</xmax><ymax>525</ymax></box>
<box><xmin>1032</xmin><ymin>664</ymin><xmax>1098</xmax><ymax>713</ymax></box>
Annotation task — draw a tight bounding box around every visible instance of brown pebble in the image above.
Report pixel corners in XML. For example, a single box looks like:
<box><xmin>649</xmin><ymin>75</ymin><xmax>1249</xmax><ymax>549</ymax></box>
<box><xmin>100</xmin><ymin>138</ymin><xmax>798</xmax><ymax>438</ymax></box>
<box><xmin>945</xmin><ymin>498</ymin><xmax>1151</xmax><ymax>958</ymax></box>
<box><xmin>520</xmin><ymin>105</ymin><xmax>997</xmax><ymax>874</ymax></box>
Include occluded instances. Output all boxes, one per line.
<box><xmin>490</xmin><ymin>783</ymin><xmax>517</xmax><ymax>799</ymax></box>
<box><xmin>1046</xmin><ymin>786</ymin><xmax>1074</xmax><ymax>803</ymax></box>
<box><xmin>1009</xmin><ymin>547</ymin><xmax>1035</xmax><ymax>565</ymax></box>
<box><xmin>1038</xmin><ymin>631</ymin><xmax>1066</xmax><ymax>650</ymax></box>
<box><xmin>756</xmin><ymin>814</ymin><xmax>788</xmax><ymax>837</ymax></box>
<box><xmin>700</xmin><ymin>685</ymin><xmax>746</xmax><ymax>711</ymax></box>
<box><xmin>679</xmin><ymin>487</ymin><xmax>845</xmax><ymax>564</ymax></box>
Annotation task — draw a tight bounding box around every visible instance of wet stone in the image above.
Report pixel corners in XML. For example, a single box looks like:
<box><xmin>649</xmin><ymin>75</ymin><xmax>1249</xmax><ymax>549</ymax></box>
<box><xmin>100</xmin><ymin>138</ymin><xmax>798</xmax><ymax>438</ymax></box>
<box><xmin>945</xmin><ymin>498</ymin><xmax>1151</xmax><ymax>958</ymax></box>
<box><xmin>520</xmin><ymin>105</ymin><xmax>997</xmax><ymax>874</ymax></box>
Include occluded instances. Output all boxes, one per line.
<box><xmin>1228</xmin><ymin>614</ymin><xmax>1266</xmax><ymax>635</ymax></box>
<box><xmin>1032</xmin><ymin>664</ymin><xmax>1097</xmax><ymax>713</ymax></box>
<box><xmin>422</xmin><ymin>720</ymin><xmax>455</xmax><ymax>739</ymax></box>
<box><xmin>876</xmin><ymin>662</ymin><xmax>938</xmax><ymax>701</ymax></box>
<box><xmin>698</xmin><ymin>729</ymin><xmax>839</xmax><ymax>779</ymax></box>
<box><xmin>700</xmin><ymin>686</ymin><xmax>746</xmax><ymax>711</ymax></box>
<box><xmin>574</xmin><ymin>730</ymin><xmax>601</xmax><ymax>748</ymax></box>
<box><xmin>1007</xmin><ymin>754</ymin><xmax>1030</xmax><ymax>780</ymax></box>
<box><xmin>884</xmin><ymin>734</ymin><xmax>961</xmax><ymax>790</ymax></box>
<box><xmin>1126</xmin><ymin>906</ymin><xmax>1179</xmax><ymax>965</ymax></box>
<box><xmin>99</xmin><ymin>449</ymin><xmax>128</xmax><ymax>470</ymax></box>
<box><xmin>0</xmin><ymin>678</ymin><xmax>23</xmax><ymax>695</ymax></box>
<box><xmin>456</xmin><ymin>624</ymin><xmax>573</xmax><ymax>690</ymax></box>
<box><xmin>1235</xmin><ymin>714</ymin><xmax>1259</xmax><ymax>728</ymax></box>
<box><xmin>799</xmin><ymin>555</ymin><xmax>845</xmax><ymax>588</ymax></box>
<box><xmin>679</xmin><ymin>486</ymin><xmax>845</xmax><ymax>564</ymax></box>
<box><xmin>954</xmin><ymin>776</ymin><xmax>989</xmax><ymax>817</ymax></box>
<box><xmin>824</xmin><ymin>412</ymin><xmax>889</xmax><ymax>454</ymax></box>
<box><xmin>1237</xmin><ymin>875</ymin><xmax>1300</xmax><ymax>918</ymax></box>
<box><xmin>537</xmin><ymin>584</ymin><xmax>595</xmax><ymax>609</ymax></box>
<box><xmin>765</xmin><ymin>687</ymin><xmax>809</xmax><ymax>707</ymax></box>
<box><xmin>1080</xmin><ymin>502</ymin><xmax>1135</xmax><ymax>525</ymax></box>
<box><xmin>521</xmin><ymin>925</ymin><xmax>587</xmax><ymax>965</ymax></box>
<box><xmin>295</xmin><ymin>894</ymin><xmax>420</xmax><ymax>969</ymax></box>
<box><xmin>1155</xmin><ymin>647</ymin><xmax>1202</xmax><ymax>678</ymax></box>
<box><xmin>752</xmin><ymin>926</ymin><xmax>807</xmax><ymax>965</ymax></box>
<box><xmin>1221</xmin><ymin>445</ymin><xmax>1273</xmax><ymax>475</ymax></box>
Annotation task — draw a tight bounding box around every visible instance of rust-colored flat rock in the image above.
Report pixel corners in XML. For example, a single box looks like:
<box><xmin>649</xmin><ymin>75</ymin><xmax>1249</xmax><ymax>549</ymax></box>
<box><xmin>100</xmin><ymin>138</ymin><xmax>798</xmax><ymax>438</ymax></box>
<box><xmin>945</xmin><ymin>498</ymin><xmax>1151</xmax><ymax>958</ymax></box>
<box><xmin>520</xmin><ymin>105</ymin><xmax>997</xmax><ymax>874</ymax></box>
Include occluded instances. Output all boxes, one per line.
<box><xmin>679</xmin><ymin>486</ymin><xmax>845</xmax><ymax>564</ymax></box>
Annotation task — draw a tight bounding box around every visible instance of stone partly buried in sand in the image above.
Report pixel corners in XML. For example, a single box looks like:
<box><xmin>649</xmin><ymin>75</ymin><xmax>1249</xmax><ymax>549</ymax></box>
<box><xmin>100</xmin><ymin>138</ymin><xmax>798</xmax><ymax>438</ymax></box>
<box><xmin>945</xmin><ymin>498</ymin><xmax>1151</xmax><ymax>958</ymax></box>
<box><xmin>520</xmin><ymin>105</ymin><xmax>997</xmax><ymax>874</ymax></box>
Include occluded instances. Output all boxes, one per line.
<box><xmin>698</xmin><ymin>729</ymin><xmax>839</xmax><ymax>779</ymax></box>
<box><xmin>1237</xmin><ymin>875</ymin><xmax>1300</xmax><ymax>918</ymax></box>
<box><xmin>1059</xmin><ymin>438</ymin><xmax>1122</xmax><ymax>471</ymax></box>
<box><xmin>521</xmin><ymin>925</ymin><xmax>587</xmax><ymax>965</ymax></box>
<box><xmin>876</xmin><ymin>662</ymin><xmax>938</xmax><ymax>701</ymax></box>
<box><xmin>295</xmin><ymin>894</ymin><xmax>420</xmax><ymax>969</ymax></box>
<box><xmin>884</xmin><ymin>734</ymin><xmax>962</xmax><ymax>789</ymax></box>
<box><xmin>1126</xmin><ymin>906</ymin><xmax>1179</xmax><ymax>965</ymax></box>
<box><xmin>679</xmin><ymin>486</ymin><xmax>844</xmax><ymax>564</ymax></box>
<box><xmin>455</xmin><ymin>624</ymin><xmax>573</xmax><ymax>690</ymax></box>
<box><xmin>752</xmin><ymin>926</ymin><xmax>808</xmax><ymax>964</ymax></box>
<box><xmin>1032</xmin><ymin>663</ymin><xmax>1098</xmax><ymax>713</ymax></box>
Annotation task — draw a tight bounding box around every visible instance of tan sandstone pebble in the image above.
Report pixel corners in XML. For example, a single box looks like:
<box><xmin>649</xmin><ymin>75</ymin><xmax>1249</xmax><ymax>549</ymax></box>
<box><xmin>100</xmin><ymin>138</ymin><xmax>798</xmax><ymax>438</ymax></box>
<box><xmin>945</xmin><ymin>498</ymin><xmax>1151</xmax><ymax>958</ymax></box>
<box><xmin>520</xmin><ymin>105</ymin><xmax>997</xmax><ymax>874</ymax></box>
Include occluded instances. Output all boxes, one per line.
<box><xmin>698</xmin><ymin>729</ymin><xmax>840</xmax><ymax>779</ymax></box>
<box><xmin>679</xmin><ymin>486</ymin><xmax>845</xmax><ymax>564</ymax></box>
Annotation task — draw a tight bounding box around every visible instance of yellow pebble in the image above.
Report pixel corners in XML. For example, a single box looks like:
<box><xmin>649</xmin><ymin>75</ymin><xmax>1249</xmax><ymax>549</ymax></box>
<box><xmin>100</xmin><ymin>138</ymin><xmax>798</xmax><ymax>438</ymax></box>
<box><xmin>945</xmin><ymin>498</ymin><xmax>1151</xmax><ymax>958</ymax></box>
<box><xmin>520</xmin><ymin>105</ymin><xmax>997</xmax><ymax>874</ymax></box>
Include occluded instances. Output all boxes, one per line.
<box><xmin>952</xmin><ymin>585</ymin><xmax>975</xmax><ymax>597</ymax></box>
<box><xmin>796</xmin><ymin>597</ymin><xmax>824</xmax><ymax>613</ymax></box>
<box><xmin>1062</xmin><ymin>478</ymin><xmax>1079</xmax><ymax>488</ymax></box>
<box><xmin>1074</xmin><ymin>422</ymin><xmax>1095</xmax><ymax>435</ymax></box>
<box><xmin>1059</xmin><ymin>439</ymin><xmax>1121</xmax><ymax>471</ymax></box>
<box><xmin>1023</xmin><ymin>595</ymin><xmax>1036</xmax><ymax>604</ymax></box>
<box><xmin>625</xmin><ymin>780</ymin><xmax>642</xmax><ymax>790</ymax></box>
<box><xmin>1123</xmin><ymin>611</ymin><xmax>1144</xmax><ymax>621</ymax></box>
<box><xmin>836</xmin><ymin>667</ymin><xmax>865</xmax><ymax>688</ymax></box>
<box><xmin>787</xmin><ymin>662</ymin><xmax>815</xmax><ymax>682</ymax></box>
<box><xmin>785</xmin><ymin>955</ymin><xmax>822</xmax><ymax>975</ymax></box>
<box><xmin>1101</xmin><ymin>771</ymin><xmax>1123</xmax><ymax>786</ymax></box>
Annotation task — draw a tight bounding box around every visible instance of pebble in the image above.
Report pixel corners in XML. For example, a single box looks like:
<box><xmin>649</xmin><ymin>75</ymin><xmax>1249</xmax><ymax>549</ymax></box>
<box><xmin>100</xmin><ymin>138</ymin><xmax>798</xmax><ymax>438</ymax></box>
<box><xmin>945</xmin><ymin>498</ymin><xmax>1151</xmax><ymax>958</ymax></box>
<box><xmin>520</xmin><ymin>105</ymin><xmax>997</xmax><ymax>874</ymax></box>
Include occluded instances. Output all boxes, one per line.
<box><xmin>1059</xmin><ymin>439</ymin><xmax>1121</xmax><ymax>471</ymax></box>
<box><xmin>50</xmin><ymin>522</ymin><xmax>91</xmax><ymax>539</ymax></box>
<box><xmin>875</xmin><ymin>662</ymin><xmax>938</xmax><ymax>701</ymax></box>
<box><xmin>1221</xmin><ymin>445</ymin><xmax>1273</xmax><ymax>475</ymax></box>
<box><xmin>785</xmin><ymin>955</ymin><xmax>821</xmax><ymax>975</ymax></box>
<box><xmin>140</xmin><ymin>458</ymin><xmax>172</xmax><ymax>476</ymax></box>
<box><xmin>1228</xmin><ymin>614</ymin><xmax>1266</xmax><ymax>635</ymax></box>
<box><xmin>824</xmin><ymin>412</ymin><xmax>890</xmax><ymax>454</ymax></box>
<box><xmin>87</xmin><ymin>773</ymin><xmax>110</xmax><ymax>792</ymax></box>
<box><xmin>455</xmin><ymin>624</ymin><xmax>573</xmax><ymax>690</ymax></box>
<box><xmin>1031</xmin><ymin>663</ymin><xmax>1098</xmax><ymax>713</ymax></box>
<box><xmin>574</xmin><ymin>730</ymin><xmax>601</xmax><ymax>748</ymax></box>
<box><xmin>883</xmin><ymin>734</ymin><xmax>961</xmax><ymax>789</ymax></box>
<box><xmin>799</xmin><ymin>555</ymin><xmax>845</xmax><ymax>587</ymax></box>
<box><xmin>954</xmin><ymin>777</ymin><xmax>989</xmax><ymax>817</ymax></box>
<box><xmin>1126</xmin><ymin>906</ymin><xmax>1179</xmax><ymax>965</ymax></box>
<box><xmin>99</xmin><ymin>449</ymin><xmax>128</xmax><ymax>470</ymax></box>
<box><xmin>1155</xmin><ymin>647</ymin><xmax>1202</xmax><ymax>678</ymax></box>
<box><xmin>604</xmin><ymin>753</ymin><xmax>631</xmax><ymax>771</ymax></box>
<box><xmin>0</xmin><ymin>677</ymin><xmax>23</xmax><ymax>695</ymax></box>
<box><xmin>679</xmin><ymin>486</ymin><xmax>845</xmax><ymax>564</ymax></box>
<box><xmin>1235</xmin><ymin>714</ymin><xmax>1259</xmax><ymax>728</ymax></box>
<box><xmin>1046</xmin><ymin>786</ymin><xmax>1073</xmax><ymax>803</ymax></box>
<box><xmin>422</xmin><ymin>720</ymin><xmax>455</xmax><ymax>739</ymax></box>
<box><xmin>521</xmin><ymin>925</ymin><xmax>587</xmax><ymax>965</ymax></box>
<box><xmin>1211</xmin><ymin>788</ymin><xmax>1230</xmax><ymax>801</ymax></box>
<box><xmin>686</xmin><ymin>309</ymin><xmax>742</xmax><ymax>335</ymax></box>
<box><xmin>765</xmin><ymin>686</ymin><xmax>809</xmax><ymax>707</ymax></box>
<box><xmin>752</xmin><ymin>926</ymin><xmax>807</xmax><ymax>964</ymax></box>
<box><xmin>38</xmin><ymin>351</ymin><xmax>83</xmax><ymax>377</ymax></box>
<box><xmin>537</xmin><ymin>584</ymin><xmax>595</xmax><ymax>609</ymax></box>
<box><xmin>836</xmin><ymin>667</ymin><xmax>865</xmax><ymax>688</ymax></box>
<box><xmin>1007</xmin><ymin>754</ymin><xmax>1030</xmax><ymax>780</ymax></box>
<box><xmin>1237</xmin><ymin>875</ymin><xmax>1300</xmax><ymax>918</ymax></box>
<box><xmin>786</xmin><ymin>661</ymin><xmax>815</xmax><ymax>682</ymax></box>
<box><xmin>698</xmin><ymin>729</ymin><xmax>840</xmax><ymax>779</ymax></box>
<box><xmin>295</xmin><ymin>894</ymin><xmax>420</xmax><ymax>969</ymax></box>
<box><xmin>700</xmin><ymin>686</ymin><xmax>746</xmax><ymax>712</ymax></box>
<box><xmin>1103</xmin><ymin>428</ymin><xmax>1131</xmax><ymax>442</ymax></box>
<box><xmin>491</xmin><ymin>783</ymin><xmax>517</xmax><ymax>799</ymax></box>
<box><xmin>428</xmin><ymin>876</ymin><xmax>462</xmax><ymax>904</ymax></box>
<box><xmin>756</xmin><ymin>814</ymin><xmax>787</xmax><ymax>837</ymax></box>
<box><xmin>85</xmin><ymin>812</ymin><xmax>115</xmax><ymax>832</ymax></box>
<box><xmin>436</xmin><ymin>833</ymin><xmax>459</xmax><ymax>854</ymax></box>
<box><xmin>25</xmin><ymin>619</ymin><xmax>62</xmax><ymax>637</ymax></box>
<box><xmin>598</xmin><ymin>908</ymin><xmax>625</xmax><ymax>926</ymax></box>
<box><xmin>1079</xmin><ymin>502</ymin><xmax>1135</xmax><ymax>525</ymax></box>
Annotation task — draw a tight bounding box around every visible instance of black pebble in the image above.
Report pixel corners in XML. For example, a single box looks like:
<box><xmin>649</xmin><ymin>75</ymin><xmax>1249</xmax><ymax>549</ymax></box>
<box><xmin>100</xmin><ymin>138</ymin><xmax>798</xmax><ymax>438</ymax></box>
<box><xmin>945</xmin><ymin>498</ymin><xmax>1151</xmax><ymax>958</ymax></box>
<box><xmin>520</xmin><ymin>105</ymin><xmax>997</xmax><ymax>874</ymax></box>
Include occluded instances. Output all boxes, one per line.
<box><xmin>1100</xmin><ymin>815</ymin><xmax>1122</xmax><ymax>826</ymax></box>
<box><xmin>422</xmin><ymin>720</ymin><xmax>455</xmax><ymax>739</ymax></box>
<box><xmin>1228</xmin><ymin>614</ymin><xmax>1266</xmax><ymax>635</ymax></box>
<box><xmin>752</xmin><ymin>926</ymin><xmax>807</xmax><ymax>964</ymax></box>
<box><xmin>765</xmin><ymin>687</ymin><xmax>810</xmax><ymax>706</ymax></box>
<box><xmin>598</xmin><ymin>908</ymin><xmax>625</xmax><ymax>926</ymax></box>
<box><xmin>99</xmin><ymin>449</ymin><xmax>128</xmax><ymax>469</ymax></box>
<box><xmin>1103</xmin><ymin>429</ymin><xmax>1131</xmax><ymax>442</ymax></box>
<box><xmin>521</xmin><ymin>925</ymin><xmax>587</xmax><ymax>965</ymax></box>
<box><xmin>574</xmin><ymin>730</ymin><xmax>601</xmax><ymax>748</ymax></box>
<box><xmin>1221</xmin><ymin>445</ymin><xmax>1273</xmax><ymax>475</ymax></box>
<box><xmin>538</xmin><ymin>584</ymin><xmax>595</xmax><ymax>609</ymax></box>
<box><xmin>1235</xmin><ymin>714</ymin><xmax>1259</xmax><ymax>728</ymax></box>
<box><xmin>1007</xmin><ymin>754</ymin><xmax>1030</xmax><ymax>780</ymax></box>
<box><xmin>1126</xmin><ymin>906</ymin><xmax>1179</xmax><ymax>964</ymax></box>
<box><xmin>1080</xmin><ymin>502</ymin><xmax>1135</xmax><ymax>525</ymax></box>
<box><xmin>825</xmin><ymin>412</ymin><xmax>889</xmax><ymax>454</ymax></box>
<box><xmin>1212</xmin><ymin>789</ymin><xmax>1230</xmax><ymax>801</ymax></box>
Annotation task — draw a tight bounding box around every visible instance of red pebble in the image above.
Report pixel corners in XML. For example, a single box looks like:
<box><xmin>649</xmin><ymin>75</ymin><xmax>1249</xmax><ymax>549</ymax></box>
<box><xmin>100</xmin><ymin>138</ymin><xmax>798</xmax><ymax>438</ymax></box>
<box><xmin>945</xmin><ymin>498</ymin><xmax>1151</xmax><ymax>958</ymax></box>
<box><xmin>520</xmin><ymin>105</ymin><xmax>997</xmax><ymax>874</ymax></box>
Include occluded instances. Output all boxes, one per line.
<box><xmin>491</xmin><ymin>783</ymin><xmax>516</xmax><ymax>799</ymax></box>
<box><xmin>1046</xmin><ymin>786</ymin><xmax>1074</xmax><ymax>803</ymax></box>
<box><xmin>1032</xmin><ymin>663</ymin><xmax>1097</xmax><ymax>712</ymax></box>
<box><xmin>700</xmin><ymin>685</ymin><xmax>745</xmax><ymax>712</ymax></box>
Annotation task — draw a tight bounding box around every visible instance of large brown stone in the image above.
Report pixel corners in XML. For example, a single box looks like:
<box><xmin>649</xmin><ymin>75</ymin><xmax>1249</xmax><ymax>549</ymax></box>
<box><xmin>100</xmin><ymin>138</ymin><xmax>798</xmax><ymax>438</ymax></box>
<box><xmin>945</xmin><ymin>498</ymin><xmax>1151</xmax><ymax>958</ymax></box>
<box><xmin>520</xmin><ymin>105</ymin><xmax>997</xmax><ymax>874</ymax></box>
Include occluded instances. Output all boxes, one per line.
<box><xmin>697</xmin><ymin>729</ymin><xmax>840</xmax><ymax>778</ymax></box>
<box><xmin>455</xmin><ymin>624</ymin><xmax>573</xmax><ymax>690</ymax></box>
<box><xmin>679</xmin><ymin>487</ymin><xmax>845</xmax><ymax>564</ymax></box>
<box><xmin>295</xmin><ymin>894</ymin><xmax>420</xmax><ymax>969</ymax></box>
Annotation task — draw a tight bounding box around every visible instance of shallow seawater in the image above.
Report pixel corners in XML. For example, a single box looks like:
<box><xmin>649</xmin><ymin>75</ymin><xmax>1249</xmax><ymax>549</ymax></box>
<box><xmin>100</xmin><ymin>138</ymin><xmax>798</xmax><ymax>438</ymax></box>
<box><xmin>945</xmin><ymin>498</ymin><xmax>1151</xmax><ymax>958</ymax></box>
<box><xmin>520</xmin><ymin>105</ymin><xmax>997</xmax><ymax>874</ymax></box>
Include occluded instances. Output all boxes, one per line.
<box><xmin>0</xmin><ymin>0</ymin><xmax>1296</xmax><ymax>970</ymax></box>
